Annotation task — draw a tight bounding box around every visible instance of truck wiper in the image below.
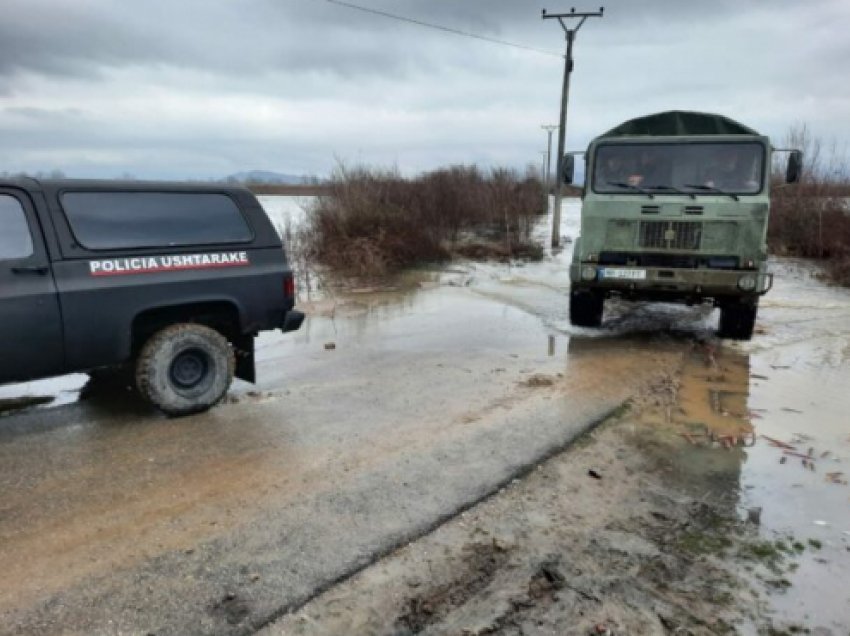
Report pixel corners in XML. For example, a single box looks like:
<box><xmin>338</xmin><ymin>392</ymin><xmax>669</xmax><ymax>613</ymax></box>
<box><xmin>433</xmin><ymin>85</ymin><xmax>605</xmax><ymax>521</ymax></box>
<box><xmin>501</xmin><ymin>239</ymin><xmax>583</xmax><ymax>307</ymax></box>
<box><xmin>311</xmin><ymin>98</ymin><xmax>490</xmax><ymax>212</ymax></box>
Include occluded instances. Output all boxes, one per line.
<box><xmin>606</xmin><ymin>181</ymin><xmax>654</xmax><ymax>199</ymax></box>
<box><xmin>645</xmin><ymin>185</ymin><xmax>696</xmax><ymax>199</ymax></box>
<box><xmin>683</xmin><ymin>183</ymin><xmax>739</xmax><ymax>201</ymax></box>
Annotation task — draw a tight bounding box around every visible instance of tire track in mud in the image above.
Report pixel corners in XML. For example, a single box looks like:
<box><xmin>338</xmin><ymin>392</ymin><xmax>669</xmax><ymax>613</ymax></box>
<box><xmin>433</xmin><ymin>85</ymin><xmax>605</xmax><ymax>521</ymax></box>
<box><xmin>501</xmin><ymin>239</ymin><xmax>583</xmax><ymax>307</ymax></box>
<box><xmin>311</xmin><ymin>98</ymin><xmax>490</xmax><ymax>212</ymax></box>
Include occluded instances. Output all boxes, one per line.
<box><xmin>245</xmin><ymin>403</ymin><xmax>625</xmax><ymax>635</ymax></box>
<box><xmin>245</xmin><ymin>343</ymin><xmax>687</xmax><ymax>633</ymax></box>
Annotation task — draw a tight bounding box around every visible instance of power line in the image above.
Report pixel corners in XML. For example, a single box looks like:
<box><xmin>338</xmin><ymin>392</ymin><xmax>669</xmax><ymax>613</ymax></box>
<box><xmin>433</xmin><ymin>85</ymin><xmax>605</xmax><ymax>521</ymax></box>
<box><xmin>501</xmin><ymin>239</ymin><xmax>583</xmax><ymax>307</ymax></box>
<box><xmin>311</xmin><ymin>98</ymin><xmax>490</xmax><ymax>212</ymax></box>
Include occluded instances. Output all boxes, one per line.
<box><xmin>325</xmin><ymin>0</ymin><xmax>562</xmax><ymax>59</ymax></box>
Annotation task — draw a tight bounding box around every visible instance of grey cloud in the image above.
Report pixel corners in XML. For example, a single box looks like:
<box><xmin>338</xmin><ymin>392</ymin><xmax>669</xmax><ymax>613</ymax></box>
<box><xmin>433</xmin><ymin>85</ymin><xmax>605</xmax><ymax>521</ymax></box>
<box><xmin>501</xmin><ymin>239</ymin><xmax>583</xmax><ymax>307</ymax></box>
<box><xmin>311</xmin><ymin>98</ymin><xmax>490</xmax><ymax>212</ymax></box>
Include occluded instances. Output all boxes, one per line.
<box><xmin>0</xmin><ymin>0</ymin><xmax>847</xmax><ymax>179</ymax></box>
<box><xmin>4</xmin><ymin>106</ymin><xmax>86</xmax><ymax>121</ymax></box>
<box><xmin>0</xmin><ymin>0</ymin><xmax>776</xmax><ymax>80</ymax></box>
<box><xmin>0</xmin><ymin>2</ymin><xmax>172</xmax><ymax>79</ymax></box>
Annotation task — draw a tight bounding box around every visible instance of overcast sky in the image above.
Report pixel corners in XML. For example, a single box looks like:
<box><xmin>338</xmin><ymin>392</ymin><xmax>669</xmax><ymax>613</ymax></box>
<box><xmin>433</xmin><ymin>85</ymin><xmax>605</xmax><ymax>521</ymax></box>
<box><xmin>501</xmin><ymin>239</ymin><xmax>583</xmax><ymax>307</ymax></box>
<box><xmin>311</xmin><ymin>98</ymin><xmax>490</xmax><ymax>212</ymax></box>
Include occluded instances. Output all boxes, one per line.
<box><xmin>1</xmin><ymin>0</ymin><xmax>848</xmax><ymax>180</ymax></box>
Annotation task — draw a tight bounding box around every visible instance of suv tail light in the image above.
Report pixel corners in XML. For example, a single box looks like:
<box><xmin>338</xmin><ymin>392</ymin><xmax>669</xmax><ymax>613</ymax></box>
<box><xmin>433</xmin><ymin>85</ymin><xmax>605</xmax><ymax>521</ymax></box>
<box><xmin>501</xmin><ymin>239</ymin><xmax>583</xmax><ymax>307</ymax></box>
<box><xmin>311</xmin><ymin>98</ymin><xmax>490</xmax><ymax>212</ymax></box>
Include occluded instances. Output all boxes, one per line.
<box><xmin>283</xmin><ymin>274</ymin><xmax>295</xmax><ymax>298</ymax></box>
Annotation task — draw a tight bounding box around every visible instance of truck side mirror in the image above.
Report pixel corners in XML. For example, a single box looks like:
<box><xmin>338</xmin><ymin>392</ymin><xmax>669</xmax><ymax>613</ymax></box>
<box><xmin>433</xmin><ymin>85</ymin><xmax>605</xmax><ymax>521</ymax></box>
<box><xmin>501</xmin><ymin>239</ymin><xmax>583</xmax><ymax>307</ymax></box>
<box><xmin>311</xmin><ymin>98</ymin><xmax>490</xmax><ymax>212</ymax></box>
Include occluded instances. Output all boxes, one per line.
<box><xmin>561</xmin><ymin>154</ymin><xmax>575</xmax><ymax>185</ymax></box>
<box><xmin>786</xmin><ymin>150</ymin><xmax>803</xmax><ymax>184</ymax></box>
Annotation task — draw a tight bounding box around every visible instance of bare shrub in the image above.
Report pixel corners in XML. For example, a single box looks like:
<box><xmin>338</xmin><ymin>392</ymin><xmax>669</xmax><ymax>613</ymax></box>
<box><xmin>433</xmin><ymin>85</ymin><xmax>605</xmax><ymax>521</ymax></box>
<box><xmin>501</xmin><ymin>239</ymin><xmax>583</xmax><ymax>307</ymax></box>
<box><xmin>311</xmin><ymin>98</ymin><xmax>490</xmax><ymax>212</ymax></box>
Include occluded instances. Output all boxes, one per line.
<box><xmin>769</xmin><ymin>124</ymin><xmax>850</xmax><ymax>285</ymax></box>
<box><xmin>304</xmin><ymin>164</ymin><xmax>547</xmax><ymax>275</ymax></box>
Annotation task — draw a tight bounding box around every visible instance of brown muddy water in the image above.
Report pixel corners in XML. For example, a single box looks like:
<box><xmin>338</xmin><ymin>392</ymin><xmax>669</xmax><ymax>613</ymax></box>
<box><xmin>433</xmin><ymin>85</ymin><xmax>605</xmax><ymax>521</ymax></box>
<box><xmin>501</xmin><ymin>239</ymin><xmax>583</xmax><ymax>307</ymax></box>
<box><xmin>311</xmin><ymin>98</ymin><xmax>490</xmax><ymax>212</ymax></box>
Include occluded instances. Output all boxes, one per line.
<box><xmin>1</xmin><ymin>196</ymin><xmax>849</xmax><ymax>630</ymax></box>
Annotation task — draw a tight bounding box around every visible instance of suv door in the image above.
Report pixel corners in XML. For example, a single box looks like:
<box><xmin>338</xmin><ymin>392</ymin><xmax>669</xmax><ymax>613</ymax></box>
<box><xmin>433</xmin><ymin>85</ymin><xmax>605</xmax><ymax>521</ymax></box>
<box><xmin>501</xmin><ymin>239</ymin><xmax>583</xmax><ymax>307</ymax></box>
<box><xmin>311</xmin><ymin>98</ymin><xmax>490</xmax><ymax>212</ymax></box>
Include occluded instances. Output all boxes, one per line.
<box><xmin>0</xmin><ymin>189</ymin><xmax>64</xmax><ymax>384</ymax></box>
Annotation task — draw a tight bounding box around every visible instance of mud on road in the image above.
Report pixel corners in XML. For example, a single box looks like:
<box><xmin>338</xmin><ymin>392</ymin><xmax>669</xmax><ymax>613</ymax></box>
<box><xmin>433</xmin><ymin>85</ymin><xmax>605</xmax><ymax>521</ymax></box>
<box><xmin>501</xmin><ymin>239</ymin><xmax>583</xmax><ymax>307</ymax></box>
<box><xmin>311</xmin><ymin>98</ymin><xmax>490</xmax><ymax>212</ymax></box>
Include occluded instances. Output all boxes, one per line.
<box><xmin>264</xmin><ymin>406</ymin><xmax>761</xmax><ymax>636</ymax></box>
<box><xmin>264</xmin><ymin>325</ymin><xmax>850</xmax><ymax>636</ymax></box>
<box><xmin>1</xmin><ymin>201</ymin><xmax>850</xmax><ymax>634</ymax></box>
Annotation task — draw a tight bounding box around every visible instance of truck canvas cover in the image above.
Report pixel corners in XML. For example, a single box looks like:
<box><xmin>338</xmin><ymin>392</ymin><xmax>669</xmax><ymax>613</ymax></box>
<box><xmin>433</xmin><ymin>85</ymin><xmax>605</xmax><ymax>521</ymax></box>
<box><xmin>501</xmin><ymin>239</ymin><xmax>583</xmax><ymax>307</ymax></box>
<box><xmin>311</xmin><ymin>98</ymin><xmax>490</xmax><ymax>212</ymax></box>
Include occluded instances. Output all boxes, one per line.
<box><xmin>600</xmin><ymin>110</ymin><xmax>759</xmax><ymax>138</ymax></box>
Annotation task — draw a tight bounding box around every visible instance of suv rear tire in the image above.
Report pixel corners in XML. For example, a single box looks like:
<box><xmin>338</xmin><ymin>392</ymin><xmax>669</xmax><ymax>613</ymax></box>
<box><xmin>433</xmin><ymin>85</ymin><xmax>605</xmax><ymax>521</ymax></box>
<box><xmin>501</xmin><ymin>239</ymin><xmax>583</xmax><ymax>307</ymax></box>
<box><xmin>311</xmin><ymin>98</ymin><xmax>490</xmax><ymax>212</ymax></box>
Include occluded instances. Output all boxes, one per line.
<box><xmin>718</xmin><ymin>300</ymin><xmax>758</xmax><ymax>341</ymax></box>
<box><xmin>136</xmin><ymin>323</ymin><xmax>235</xmax><ymax>416</ymax></box>
<box><xmin>570</xmin><ymin>290</ymin><xmax>604</xmax><ymax>328</ymax></box>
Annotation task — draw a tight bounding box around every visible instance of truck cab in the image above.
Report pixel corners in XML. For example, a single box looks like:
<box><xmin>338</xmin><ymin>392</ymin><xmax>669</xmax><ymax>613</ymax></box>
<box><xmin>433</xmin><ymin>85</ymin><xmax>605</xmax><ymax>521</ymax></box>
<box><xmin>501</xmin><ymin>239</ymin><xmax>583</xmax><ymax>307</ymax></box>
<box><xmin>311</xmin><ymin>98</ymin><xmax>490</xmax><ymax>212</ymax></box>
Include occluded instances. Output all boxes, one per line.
<box><xmin>568</xmin><ymin>110</ymin><xmax>801</xmax><ymax>340</ymax></box>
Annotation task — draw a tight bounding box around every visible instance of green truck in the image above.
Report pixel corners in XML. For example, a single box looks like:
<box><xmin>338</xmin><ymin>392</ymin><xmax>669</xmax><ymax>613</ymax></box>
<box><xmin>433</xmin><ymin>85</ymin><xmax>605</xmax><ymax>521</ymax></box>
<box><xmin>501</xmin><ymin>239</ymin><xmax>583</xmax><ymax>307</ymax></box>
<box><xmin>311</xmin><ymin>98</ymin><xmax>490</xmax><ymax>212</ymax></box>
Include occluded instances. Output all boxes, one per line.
<box><xmin>566</xmin><ymin>110</ymin><xmax>802</xmax><ymax>340</ymax></box>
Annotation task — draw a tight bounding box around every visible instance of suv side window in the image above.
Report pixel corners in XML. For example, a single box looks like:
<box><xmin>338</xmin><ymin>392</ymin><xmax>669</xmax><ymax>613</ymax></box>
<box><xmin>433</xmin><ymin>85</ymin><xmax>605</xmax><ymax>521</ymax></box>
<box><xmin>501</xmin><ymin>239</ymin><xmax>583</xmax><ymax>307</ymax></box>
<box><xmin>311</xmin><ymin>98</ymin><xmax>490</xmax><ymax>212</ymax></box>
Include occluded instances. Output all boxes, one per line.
<box><xmin>0</xmin><ymin>194</ymin><xmax>34</xmax><ymax>260</ymax></box>
<box><xmin>60</xmin><ymin>191</ymin><xmax>253</xmax><ymax>250</ymax></box>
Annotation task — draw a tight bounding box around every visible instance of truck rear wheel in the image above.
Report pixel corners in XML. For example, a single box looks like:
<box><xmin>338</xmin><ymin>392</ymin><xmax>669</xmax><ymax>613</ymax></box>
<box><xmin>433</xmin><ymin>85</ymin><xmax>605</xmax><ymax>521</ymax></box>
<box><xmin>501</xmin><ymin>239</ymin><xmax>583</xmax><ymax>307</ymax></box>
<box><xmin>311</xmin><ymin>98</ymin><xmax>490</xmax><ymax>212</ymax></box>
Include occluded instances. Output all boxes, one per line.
<box><xmin>136</xmin><ymin>323</ymin><xmax>235</xmax><ymax>416</ymax></box>
<box><xmin>570</xmin><ymin>290</ymin><xmax>604</xmax><ymax>328</ymax></box>
<box><xmin>718</xmin><ymin>301</ymin><xmax>758</xmax><ymax>341</ymax></box>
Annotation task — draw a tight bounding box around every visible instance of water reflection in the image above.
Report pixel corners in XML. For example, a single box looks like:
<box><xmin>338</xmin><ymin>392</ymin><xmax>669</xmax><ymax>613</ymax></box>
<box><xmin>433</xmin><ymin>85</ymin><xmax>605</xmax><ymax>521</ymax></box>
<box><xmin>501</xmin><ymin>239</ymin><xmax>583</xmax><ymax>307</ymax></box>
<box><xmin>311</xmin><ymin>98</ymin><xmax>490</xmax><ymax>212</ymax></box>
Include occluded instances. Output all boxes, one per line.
<box><xmin>570</xmin><ymin>319</ymin><xmax>850</xmax><ymax>630</ymax></box>
<box><xmin>636</xmin><ymin>344</ymin><xmax>752</xmax><ymax>508</ymax></box>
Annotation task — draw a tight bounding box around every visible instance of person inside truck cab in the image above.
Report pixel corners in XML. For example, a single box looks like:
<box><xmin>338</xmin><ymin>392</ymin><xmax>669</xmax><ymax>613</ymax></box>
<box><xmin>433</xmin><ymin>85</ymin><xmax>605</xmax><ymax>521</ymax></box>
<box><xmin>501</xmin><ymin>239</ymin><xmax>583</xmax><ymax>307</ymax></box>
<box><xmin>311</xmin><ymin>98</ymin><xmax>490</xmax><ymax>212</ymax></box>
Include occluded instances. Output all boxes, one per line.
<box><xmin>597</xmin><ymin>153</ymin><xmax>631</xmax><ymax>186</ymax></box>
<box><xmin>628</xmin><ymin>149</ymin><xmax>667</xmax><ymax>187</ymax></box>
<box><xmin>701</xmin><ymin>146</ymin><xmax>759</xmax><ymax>192</ymax></box>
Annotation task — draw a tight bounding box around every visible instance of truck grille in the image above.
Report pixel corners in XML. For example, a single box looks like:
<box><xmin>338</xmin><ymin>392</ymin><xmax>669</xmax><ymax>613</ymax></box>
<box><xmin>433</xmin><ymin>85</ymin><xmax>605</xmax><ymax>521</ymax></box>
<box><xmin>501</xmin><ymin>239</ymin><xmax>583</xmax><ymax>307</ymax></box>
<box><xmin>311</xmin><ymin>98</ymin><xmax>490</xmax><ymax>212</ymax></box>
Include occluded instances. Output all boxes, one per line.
<box><xmin>639</xmin><ymin>221</ymin><xmax>702</xmax><ymax>250</ymax></box>
<box><xmin>599</xmin><ymin>252</ymin><xmax>739</xmax><ymax>269</ymax></box>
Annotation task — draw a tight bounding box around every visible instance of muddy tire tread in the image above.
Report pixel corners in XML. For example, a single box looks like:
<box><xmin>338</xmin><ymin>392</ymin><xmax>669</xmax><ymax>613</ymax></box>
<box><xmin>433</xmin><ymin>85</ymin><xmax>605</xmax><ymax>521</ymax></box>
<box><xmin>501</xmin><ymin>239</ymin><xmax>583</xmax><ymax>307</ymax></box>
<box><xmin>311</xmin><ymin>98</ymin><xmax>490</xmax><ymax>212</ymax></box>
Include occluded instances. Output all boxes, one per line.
<box><xmin>135</xmin><ymin>323</ymin><xmax>235</xmax><ymax>416</ymax></box>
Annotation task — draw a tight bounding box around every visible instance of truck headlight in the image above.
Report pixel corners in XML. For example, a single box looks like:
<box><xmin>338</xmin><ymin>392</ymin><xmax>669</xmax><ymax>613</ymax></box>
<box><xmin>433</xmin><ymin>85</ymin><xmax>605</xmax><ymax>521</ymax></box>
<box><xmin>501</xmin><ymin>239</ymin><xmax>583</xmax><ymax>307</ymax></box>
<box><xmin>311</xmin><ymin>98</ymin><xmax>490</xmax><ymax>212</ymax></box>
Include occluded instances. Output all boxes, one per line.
<box><xmin>738</xmin><ymin>274</ymin><xmax>756</xmax><ymax>291</ymax></box>
<box><xmin>581</xmin><ymin>265</ymin><xmax>597</xmax><ymax>281</ymax></box>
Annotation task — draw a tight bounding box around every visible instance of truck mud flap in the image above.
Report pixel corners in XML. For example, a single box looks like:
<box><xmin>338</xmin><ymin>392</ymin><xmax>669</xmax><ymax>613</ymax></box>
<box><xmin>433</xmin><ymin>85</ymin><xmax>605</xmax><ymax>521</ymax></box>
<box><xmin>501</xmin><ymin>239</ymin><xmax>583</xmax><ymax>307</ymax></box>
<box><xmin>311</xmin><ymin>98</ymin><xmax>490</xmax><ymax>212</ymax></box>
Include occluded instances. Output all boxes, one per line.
<box><xmin>233</xmin><ymin>334</ymin><xmax>256</xmax><ymax>384</ymax></box>
<box><xmin>282</xmin><ymin>310</ymin><xmax>305</xmax><ymax>333</ymax></box>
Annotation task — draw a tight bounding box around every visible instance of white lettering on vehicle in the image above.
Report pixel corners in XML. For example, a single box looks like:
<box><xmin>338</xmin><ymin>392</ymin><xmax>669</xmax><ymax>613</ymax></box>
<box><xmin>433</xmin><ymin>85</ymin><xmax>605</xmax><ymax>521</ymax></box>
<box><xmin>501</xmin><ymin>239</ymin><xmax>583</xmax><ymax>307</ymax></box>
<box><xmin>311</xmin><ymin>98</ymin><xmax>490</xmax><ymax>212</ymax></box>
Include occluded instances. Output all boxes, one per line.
<box><xmin>88</xmin><ymin>252</ymin><xmax>252</xmax><ymax>277</ymax></box>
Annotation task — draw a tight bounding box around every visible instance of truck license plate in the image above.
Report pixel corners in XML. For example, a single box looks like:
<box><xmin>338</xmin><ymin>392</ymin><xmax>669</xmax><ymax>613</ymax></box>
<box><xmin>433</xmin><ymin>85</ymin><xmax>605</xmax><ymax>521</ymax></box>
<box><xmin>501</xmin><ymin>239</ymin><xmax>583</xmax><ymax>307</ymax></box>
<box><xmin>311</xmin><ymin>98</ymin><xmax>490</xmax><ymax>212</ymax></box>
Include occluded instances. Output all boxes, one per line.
<box><xmin>600</xmin><ymin>268</ymin><xmax>646</xmax><ymax>280</ymax></box>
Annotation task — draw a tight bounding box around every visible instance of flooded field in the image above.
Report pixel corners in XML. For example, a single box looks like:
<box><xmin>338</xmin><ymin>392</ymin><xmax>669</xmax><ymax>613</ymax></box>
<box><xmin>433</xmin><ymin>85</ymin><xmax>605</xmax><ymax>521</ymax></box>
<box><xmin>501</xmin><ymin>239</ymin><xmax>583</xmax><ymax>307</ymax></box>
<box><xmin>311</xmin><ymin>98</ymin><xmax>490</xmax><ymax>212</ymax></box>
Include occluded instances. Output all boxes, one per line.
<box><xmin>1</xmin><ymin>196</ymin><xmax>849</xmax><ymax>633</ymax></box>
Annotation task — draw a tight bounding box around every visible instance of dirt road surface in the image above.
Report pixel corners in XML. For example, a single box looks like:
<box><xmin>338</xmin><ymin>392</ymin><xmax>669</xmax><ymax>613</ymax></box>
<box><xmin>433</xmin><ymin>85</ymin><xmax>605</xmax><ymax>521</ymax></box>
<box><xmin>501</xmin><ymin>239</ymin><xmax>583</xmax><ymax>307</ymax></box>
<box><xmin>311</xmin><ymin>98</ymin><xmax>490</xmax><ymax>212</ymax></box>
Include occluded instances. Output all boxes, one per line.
<box><xmin>1</xmin><ymin>200</ymin><xmax>849</xmax><ymax>634</ymax></box>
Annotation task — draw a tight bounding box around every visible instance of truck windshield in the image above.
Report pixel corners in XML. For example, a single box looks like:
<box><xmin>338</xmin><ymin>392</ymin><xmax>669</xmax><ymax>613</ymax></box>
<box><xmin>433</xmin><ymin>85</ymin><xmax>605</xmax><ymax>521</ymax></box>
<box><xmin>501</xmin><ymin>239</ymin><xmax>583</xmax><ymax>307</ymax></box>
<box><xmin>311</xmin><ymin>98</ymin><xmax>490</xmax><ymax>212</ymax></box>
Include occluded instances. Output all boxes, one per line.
<box><xmin>593</xmin><ymin>142</ymin><xmax>764</xmax><ymax>195</ymax></box>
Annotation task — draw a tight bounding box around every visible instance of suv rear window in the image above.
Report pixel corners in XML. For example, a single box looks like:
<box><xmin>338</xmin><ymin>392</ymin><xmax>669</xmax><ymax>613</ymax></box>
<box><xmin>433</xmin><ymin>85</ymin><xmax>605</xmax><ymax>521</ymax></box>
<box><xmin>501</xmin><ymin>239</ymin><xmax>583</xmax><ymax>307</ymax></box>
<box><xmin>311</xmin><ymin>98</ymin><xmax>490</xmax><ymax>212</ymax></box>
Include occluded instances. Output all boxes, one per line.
<box><xmin>60</xmin><ymin>191</ymin><xmax>253</xmax><ymax>250</ymax></box>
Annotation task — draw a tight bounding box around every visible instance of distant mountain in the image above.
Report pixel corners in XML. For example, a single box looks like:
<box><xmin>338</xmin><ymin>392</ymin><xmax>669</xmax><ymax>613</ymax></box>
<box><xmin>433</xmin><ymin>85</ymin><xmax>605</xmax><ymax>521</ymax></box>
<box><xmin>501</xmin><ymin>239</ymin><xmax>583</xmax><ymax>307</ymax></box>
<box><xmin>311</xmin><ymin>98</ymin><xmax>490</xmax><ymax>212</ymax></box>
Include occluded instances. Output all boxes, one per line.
<box><xmin>225</xmin><ymin>170</ymin><xmax>312</xmax><ymax>185</ymax></box>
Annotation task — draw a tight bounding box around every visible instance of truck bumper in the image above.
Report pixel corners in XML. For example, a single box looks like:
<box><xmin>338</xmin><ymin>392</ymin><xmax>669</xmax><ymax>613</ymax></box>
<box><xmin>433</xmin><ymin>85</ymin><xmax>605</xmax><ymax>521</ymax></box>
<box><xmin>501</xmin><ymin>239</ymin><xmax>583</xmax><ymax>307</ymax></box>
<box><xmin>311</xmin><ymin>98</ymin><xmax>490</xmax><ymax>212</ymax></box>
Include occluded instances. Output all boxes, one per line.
<box><xmin>570</xmin><ymin>263</ymin><xmax>773</xmax><ymax>299</ymax></box>
<box><xmin>281</xmin><ymin>310</ymin><xmax>305</xmax><ymax>333</ymax></box>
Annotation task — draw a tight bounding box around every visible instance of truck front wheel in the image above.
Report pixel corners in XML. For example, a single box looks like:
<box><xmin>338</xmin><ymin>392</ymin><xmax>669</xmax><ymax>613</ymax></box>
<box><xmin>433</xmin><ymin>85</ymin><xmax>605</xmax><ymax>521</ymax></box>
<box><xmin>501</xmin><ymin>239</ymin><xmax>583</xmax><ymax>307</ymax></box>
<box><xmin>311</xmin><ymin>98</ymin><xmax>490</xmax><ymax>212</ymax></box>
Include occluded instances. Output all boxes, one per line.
<box><xmin>136</xmin><ymin>323</ymin><xmax>235</xmax><ymax>416</ymax></box>
<box><xmin>718</xmin><ymin>300</ymin><xmax>758</xmax><ymax>341</ymax></box>
<box><xmin>569</xmin><ymin>290</ymin><xmax>604</xmax><ymax>328</ymax></box>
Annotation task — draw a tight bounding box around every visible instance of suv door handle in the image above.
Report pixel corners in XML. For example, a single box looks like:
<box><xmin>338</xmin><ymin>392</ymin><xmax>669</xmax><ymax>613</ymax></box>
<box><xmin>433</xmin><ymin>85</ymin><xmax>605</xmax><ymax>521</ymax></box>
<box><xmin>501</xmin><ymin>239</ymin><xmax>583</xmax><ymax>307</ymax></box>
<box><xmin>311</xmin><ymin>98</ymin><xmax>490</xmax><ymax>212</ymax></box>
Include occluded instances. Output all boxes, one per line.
<box><xmin>11</xmin><ymin>266</ymin><xmax>49</xmax><ymax>275</ymax></box>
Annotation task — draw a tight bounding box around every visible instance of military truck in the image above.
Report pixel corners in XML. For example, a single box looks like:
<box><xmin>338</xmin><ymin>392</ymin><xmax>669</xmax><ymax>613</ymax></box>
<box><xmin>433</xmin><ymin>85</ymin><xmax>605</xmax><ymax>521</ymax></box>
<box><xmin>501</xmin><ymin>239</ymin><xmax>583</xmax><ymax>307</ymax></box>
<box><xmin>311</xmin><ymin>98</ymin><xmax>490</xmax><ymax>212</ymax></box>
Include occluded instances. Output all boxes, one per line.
<box><xmin>565</xmin><ymin>110</ymin><xmax>801</xmax><ymax>340</ymax></box>
<box><xmin>0</xmin><ymin>179</ymin><xmax>304</xmax><ymax>416</ymax></box>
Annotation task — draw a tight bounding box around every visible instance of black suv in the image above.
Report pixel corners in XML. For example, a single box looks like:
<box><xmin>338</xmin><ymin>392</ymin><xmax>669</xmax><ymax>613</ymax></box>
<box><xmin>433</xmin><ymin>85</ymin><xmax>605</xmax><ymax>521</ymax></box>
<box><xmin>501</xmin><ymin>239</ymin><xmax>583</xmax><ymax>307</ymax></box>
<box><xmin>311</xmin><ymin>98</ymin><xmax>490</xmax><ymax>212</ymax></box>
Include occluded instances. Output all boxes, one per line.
<box><xmin>0</xmin><ymin>178</ymin><xmax>303</xmax><ymax>416</ymax></box>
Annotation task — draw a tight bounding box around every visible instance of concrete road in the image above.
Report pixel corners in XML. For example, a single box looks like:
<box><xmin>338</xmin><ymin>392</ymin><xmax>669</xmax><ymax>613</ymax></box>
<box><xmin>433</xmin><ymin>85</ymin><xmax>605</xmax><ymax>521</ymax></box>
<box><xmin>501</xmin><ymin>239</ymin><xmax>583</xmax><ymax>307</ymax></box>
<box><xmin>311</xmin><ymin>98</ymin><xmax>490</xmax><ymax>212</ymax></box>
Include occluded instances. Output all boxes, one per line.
<box><xmin>0</xmin><ymin>275</ymin><xmax>683</xmax><ymax>635</ymax></box>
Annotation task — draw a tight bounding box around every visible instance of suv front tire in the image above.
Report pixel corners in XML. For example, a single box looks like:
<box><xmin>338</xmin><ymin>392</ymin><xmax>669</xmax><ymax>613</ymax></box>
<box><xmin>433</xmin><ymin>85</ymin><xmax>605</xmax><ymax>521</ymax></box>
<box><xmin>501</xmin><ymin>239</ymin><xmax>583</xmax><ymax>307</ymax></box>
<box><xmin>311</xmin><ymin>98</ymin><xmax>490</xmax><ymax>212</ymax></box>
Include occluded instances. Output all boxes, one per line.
<box><xmin>136</xmin><ymin>323</ymin><xmax>235</xmax><ymax>416</ymax></box>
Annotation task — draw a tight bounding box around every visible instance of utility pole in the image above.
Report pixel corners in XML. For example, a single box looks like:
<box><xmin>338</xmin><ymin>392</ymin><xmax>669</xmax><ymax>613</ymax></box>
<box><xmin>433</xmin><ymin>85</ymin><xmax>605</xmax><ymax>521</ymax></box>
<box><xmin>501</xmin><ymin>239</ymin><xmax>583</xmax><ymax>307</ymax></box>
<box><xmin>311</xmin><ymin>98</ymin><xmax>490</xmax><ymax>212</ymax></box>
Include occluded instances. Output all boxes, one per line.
<box><xmin>542</xmin><ymin>6</ymin><xmax>604</xmax><ymax>248</ymax></box>
<box><xmin>541</xmin><ymin>124</ymin><xmax>558</xmax><ymax>190</ymax></box>
<box><xmin>539</xmin><ymin>151</ymin><xmax>549</xmax><ymax>183</ymax></box>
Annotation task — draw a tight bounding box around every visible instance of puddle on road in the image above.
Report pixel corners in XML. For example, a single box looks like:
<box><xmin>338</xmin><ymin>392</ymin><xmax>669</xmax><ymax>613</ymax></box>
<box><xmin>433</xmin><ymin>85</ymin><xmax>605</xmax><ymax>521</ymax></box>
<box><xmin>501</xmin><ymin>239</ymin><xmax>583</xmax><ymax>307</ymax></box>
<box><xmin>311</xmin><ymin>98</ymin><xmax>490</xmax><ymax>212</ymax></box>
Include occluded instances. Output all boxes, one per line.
<box><xmin>0</xmin><ymin>395</ymin><xmax>55</xmax><ymax>417</ymax></box>
<box><xmin>640</xmin><ymin>343</ymin><xmax>754</xmax><ymax>444</ymax></box>
<box><xmin>0</xmin><ymin>374</ymin><xmax>87</xmax><ymax>415</ymax></box>
<box><xmin>736</xmin><ymin>261</ymin><xmax>850</xmax><ymax>629</ymax></box>
<box><xmin>624</xmin><ymin>265</ymin><xmax>850</xmax><ymax>630</ymax></box>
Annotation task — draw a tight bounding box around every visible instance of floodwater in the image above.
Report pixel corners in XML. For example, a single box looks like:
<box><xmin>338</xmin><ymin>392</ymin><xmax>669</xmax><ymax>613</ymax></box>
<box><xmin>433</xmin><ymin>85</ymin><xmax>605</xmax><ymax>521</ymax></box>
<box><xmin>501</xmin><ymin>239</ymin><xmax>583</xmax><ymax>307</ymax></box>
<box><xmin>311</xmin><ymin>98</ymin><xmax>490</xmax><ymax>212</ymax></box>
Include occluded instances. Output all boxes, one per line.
<box><xmin>633</xmin><ymin>257</ymin><xmax>850</xmax><ymax>629</ymax></box>
<box><xmin>259</xmin><ymin>194</ymin><xmax>312</xmax><ymax>231</ymax></box>
<box><xmin>738</xmin><ymin>261</ymin><xmax>850</xmax><ymax>629</ymax></box>
<box><xmin>262</xmin><ymin>194</ymin><xmax>850</xmax><ymax>629</ymax></box>
<box><xmin>1</xmin><ymin>195</ymin><xmax>849</xmax><ymax>630</ymax></box>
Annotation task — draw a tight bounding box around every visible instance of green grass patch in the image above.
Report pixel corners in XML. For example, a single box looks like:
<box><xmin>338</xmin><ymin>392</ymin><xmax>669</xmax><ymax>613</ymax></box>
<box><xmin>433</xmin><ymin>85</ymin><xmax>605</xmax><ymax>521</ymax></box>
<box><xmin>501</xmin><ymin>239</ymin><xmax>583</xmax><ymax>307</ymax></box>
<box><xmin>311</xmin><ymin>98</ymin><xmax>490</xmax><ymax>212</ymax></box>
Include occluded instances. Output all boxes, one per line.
<box><xmin>677</xmin><ymin>532</ymin><xmax>733</xmax><ymax>555</ymax></box>
<box><xmin>740</xmin><ymin>540</ymin><xmax>786</xmax><ymax>565</ymax></box>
